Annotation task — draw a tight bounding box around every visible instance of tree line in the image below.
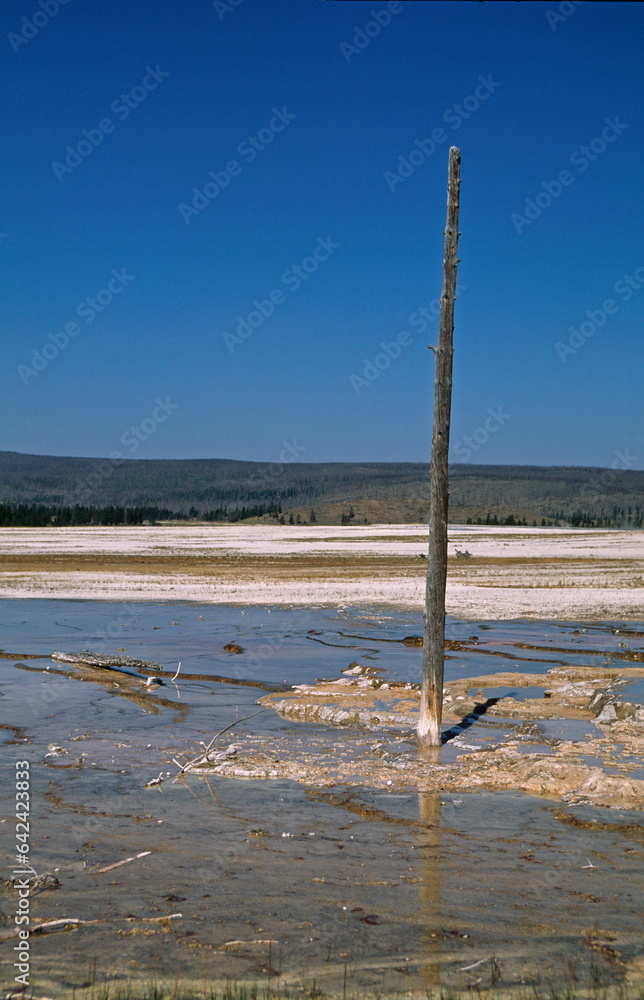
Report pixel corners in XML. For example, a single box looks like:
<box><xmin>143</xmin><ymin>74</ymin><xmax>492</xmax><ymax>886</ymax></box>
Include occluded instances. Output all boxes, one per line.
<box><xmin>202</xmin><ymin>501</ymin><xmax>282</xmax><ymax>521</ymax></box>
<box><xmin>467</xmin><ymin>508</ymin><xmax>643</xmax><ymax>528</ymax></box>
<box><xmin>0</xmin><ymin>501</ymin><xmax>287</xmax><ymax>527</ymax></box>
<box><xmin>1</xmin><ymin>500</ymin><xmax>642</xmax><ymax>529</ymax></box>
<box><xmin>0</xmin><ymin>503</ymin><xmax>191</xmax><ymax>527</ymax></box>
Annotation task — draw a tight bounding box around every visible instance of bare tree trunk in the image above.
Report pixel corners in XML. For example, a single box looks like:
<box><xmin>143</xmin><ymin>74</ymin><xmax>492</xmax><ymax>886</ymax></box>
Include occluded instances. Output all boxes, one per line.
<box><xmin>418</xmin><ymin>146</ymin><xmax>461</xmax><ymax>745</ymax></box>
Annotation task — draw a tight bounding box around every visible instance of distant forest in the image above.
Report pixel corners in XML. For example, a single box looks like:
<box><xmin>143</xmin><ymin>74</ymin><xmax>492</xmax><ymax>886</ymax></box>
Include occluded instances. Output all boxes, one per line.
<box><xmin>0</xmin><ymin>501</ymin><xmax>281</xmax><ymax>527</ymax></box>
<box><xmin>1</xmin><ymin>451</ymin><xmax>642</xmax><ymax>527</ymax></box>
<box><xmin>2</xmin><ymin>502</ymin><xmax>640</xmax><ymax>529</ymax></box>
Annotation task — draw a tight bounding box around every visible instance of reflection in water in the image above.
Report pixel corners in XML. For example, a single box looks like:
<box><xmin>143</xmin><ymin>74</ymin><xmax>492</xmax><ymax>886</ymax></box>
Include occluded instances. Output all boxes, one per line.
<box><xmin>418</xmin><ymin>745</ymin><xmax>443</xmax><ymax>991</ymax></box>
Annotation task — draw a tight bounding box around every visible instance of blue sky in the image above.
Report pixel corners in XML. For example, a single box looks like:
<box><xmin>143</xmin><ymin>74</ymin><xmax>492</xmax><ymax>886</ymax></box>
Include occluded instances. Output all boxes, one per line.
<box><xmin>1</xmin><ymin>0</ymin><xmax>642</xmax><ymax>468</ymax></box>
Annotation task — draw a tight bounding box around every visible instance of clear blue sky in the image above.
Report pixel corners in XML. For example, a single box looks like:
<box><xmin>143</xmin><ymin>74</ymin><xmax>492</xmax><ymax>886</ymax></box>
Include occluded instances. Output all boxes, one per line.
<box><xmin>2</xmin><ymin>0</ymin><xmax>643</xmax><ymax>468</ymax></box>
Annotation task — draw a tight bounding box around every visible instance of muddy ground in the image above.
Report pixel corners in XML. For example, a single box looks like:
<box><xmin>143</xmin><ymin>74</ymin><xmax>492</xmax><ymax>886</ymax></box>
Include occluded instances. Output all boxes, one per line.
<box><xmin>1</xmin><ymin>601</ymin><xmax>644</xmax><ymax>998</ymax></box>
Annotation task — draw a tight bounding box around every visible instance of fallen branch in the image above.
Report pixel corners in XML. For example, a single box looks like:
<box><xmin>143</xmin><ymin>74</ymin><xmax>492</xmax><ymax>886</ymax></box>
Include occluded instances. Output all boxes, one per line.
<box><xmin>0</xmin><ymin>912</ymin><xmax>182</xmax><ymax>944</ymax></box>
<box><xmin>0</xmin><ymin>917</ymin><xmax>101</xmax><ymax>941</ymax></box>
<box><xmin>52</xmin><ymin>651</ymin><xmax>163</xmax><ymax>671</ymax></box>
<box><xmin>32</xmin><ymin>917</ymin><xmax>96</xmax><ymax>934</ymax></box>
<box><xmin>458</xmin><ymin>957</ymin><xmax>487</xmax><ymax>972</ymax></box>
<box><xmin>219</xmin><ymin>938</ymin><xmax>279</xmax><ymax>950</ymax></box>
<box><xmin>145</xmin><ymin>709</ymin><xmax>266</xmax><ymax>788</ymax></box>
<box><xmin>193</xmin><ymin>710</ymin><xmax>266</xmax><ymax>763</ymax></box>
<box><xmin>145</xmin><ymin>771</ymin><xmax>166</xmax><ymax>788</ymax></box>
<box><xmin>96</xmin><ymin>851</ymin><xmax>151</xmax><ymax>874</ymax></box>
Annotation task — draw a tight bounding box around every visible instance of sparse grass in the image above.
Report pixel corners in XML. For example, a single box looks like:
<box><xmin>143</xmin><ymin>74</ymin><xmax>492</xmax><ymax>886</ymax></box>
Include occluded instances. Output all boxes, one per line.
<box><xmin>57</xmin><ymin>973</ymin><xmax>644</xmax><ymax>1000</ymax></box>
<box><xmin>76</xmin><ymin>985</ymin><xmax>261</xmax><ymax>1000</ymax></box>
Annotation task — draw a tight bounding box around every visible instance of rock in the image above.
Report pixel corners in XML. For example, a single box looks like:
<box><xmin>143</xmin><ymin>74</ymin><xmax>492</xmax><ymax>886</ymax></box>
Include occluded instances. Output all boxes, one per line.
<box><xmin>223</xmin><ymin>643</ymin><xmax>244</xmax><ymax>654</ymax></box>
<box><xmin>594</xmin><ymin>703</ymin><xmax>617</xmax><ymax>724</ymax></box>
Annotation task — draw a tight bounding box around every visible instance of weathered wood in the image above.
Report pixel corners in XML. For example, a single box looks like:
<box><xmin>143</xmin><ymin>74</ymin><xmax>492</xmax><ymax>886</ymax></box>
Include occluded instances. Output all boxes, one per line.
<box><xmin>418</xmin><ymin>146</ymin><xmax>461</xmax><ymax>745</ymax></box>
<box><xmin>51</xmin><ymin>651</ymin><xmax>163</xmax><ymax>670</ymax></box>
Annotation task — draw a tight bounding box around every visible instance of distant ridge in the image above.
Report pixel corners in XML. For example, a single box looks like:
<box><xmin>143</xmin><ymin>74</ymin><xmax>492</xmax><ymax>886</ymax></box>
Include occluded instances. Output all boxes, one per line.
<box><xmin>0</xmin><ymin>451</ymin><xmax>642</xmax><ymax>526</ymax></box>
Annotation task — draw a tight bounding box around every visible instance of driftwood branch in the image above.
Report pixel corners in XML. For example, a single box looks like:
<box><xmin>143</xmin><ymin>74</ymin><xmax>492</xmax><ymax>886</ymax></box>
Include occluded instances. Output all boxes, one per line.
<box><xmin>0</xmin><ymin>917</ymin><xmax>99</xmax><ymax>941</ymax></box>
<box><xmin>0</xmin><ymin>912</ymin><xmax>183</xmax><ymax>943</ymax></box>
<box><xmin>145</xmin><ymin>709</ymin><xmax>266</xmax><ymax>787</ymax></box>
<box><xmin>96</xmin><ymin>851</ymin><xmax>151</xmax><ymax>874</ymax></box>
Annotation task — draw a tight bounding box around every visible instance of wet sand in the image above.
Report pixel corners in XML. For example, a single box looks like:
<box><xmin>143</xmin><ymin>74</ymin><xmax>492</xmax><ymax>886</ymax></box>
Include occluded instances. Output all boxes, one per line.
<box><xmin>1</xmin><ymin>601</ymin><xmax>644</xmax><ymax>997</ymax></box>
<box><xmin>1</xmin><ymin>524</ymin><xmax>643</xmax><ymax>619</ymax></box>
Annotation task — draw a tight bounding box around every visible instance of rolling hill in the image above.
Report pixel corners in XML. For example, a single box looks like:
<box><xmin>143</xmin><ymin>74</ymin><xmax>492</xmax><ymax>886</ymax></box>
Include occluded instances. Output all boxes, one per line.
<box><xmin>0</xmin><ymin>451</ymin><xmax>642</xmax><ymax>526</ymax></box>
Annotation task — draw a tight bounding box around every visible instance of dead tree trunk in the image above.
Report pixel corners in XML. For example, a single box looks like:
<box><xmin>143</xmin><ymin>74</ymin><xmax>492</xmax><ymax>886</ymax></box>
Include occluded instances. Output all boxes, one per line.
<box><xmin>418</xmin><ymin>146</ymin><xmax>461</xmax><ymax>745</ymax></box>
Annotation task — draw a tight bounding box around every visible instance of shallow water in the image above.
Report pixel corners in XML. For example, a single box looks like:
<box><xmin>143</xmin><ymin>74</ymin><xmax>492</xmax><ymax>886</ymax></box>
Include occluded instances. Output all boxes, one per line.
<box><xmin>467</xmin><ymin>685</ymin><xmax>548</xmax><ymax>701</ymax></box>
<box><xmin>620</xmin><ymin>677</ymin><xmax>644</xmax><ymax>704</ymax></box>
<box><xmin>1</xmin><ymin>600</ymin><xmax>643</xmax><ymax>997</ymax></box>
